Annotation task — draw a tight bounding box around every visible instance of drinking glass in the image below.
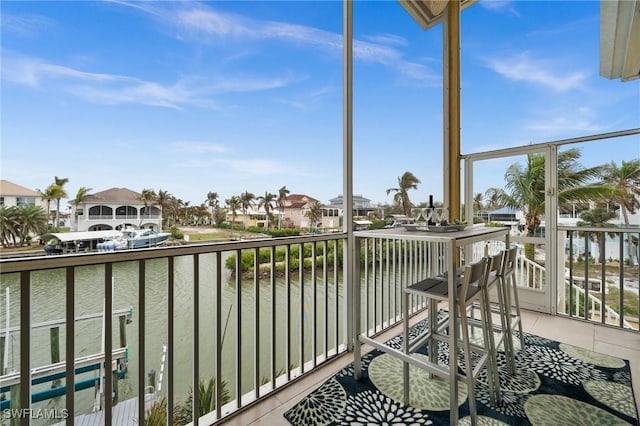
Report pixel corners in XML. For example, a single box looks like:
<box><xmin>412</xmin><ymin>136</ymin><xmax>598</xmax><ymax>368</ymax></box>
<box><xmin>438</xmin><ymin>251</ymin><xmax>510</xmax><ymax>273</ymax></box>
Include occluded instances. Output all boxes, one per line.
<box><xmin>411</xmin><ymin>208</ymin><xmax>424</xmax><ymax>224</ymax></box>
<box><xmin>433</xmin><ymin>208</ymin><xmax>449</xmax><ymax>226</ymax></box>
<box><xmin>421</xmin><ymin>207</ymin><xmax>432</xmax><ymax>225</ymax></box>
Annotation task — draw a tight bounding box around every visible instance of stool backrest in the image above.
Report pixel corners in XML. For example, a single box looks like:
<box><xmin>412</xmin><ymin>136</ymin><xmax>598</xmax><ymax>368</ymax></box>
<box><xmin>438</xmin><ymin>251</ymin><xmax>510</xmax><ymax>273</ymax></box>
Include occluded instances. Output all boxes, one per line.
<box><xmin>460</xmin><ymin>257</ymin><xmax>488</xmax><ymax>301</ymax></box>
<box><xmin>487</xmin><ymin>251</ymin><xmax>505</xmax><ymax>288</ymax></box>
<box><xmin>502</xmin><ymin>246</ymin><xmax>518</xmax><ymax>277</ymax></box>
<box><xmin>489</xmin><ymin>251</ymin><xmax>504</xmax><ymax>274</ymax></box>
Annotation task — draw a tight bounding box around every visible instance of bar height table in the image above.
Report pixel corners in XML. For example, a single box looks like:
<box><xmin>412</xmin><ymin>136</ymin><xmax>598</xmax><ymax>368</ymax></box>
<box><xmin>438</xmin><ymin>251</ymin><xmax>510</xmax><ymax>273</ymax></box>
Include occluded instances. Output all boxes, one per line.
<box><xmin>353</xmin><ymin>225</ymin><xmax>509</xmax><ymax>425</ymax></box>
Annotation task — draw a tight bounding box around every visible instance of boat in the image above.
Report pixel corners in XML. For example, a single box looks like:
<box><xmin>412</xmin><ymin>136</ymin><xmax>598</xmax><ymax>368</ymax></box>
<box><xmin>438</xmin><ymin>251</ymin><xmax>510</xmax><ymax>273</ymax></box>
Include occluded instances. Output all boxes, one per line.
<box><xmin>43</xmin><ymin>230</ymin><xmax>123</xmax><ymax>255</ymax></box>
<box><xmin>96</xmin><ymin>228</ymin><xmax>172</xmax><ymax>251</ymax></box>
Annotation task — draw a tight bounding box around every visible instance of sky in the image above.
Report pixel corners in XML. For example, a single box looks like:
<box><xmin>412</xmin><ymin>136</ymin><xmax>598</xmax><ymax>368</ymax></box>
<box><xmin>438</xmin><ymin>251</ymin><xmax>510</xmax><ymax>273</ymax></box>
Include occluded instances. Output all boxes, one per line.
<box><xmin>1</xmin><ymin>0</ymin><xmax>639</xmax><ymax>211</ymax></box>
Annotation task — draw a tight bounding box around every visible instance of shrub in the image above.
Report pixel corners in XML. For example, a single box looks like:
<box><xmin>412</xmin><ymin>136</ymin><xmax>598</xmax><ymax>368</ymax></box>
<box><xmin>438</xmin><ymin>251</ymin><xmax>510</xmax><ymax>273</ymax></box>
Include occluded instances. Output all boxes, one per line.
<box><xmin>173</xmin><ymin>377</ymin><xmax>231</xmax><ymax>425</ymax></box>
<box><xmin>369</xmin><ymin>220</ymin><xmax>386</xmax><ymax>230</ymax></box>
<box><xmin>170</xmin><ymin>227</ymin><xmax>184</xmax><ymax>240</ymax></box>
<box><xmin>268</xmin><ymin>229</ymin><xmax>301</xmax><ymax>237</ymax></box>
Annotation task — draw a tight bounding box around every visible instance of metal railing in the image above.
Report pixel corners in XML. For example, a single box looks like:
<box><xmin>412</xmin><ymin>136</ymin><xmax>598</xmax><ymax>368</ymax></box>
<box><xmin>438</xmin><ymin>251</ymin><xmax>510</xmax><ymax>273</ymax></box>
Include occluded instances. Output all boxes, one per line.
<box><xmin>0</xmin><ymin>233</ymin><xmax>356</xmax><ymax>425</ymax></box>
<box><xmin>473</xmin><ymin>227</ymin><xmax>639</xmax><ymax>330</ymax></box>
<box><xmin>357</xmin><ymin>237</ymin><xmax>448</xmax><ymax>338</ymax></box>
<box><xmin>0</xmin><ymin>233</ymin><xmax>444</xmax><ymax>425</ymax></box>
<box><xmin>2</xmin><ymin>225</ymin><xmax>637</xmax><ymax>424</ymax></box>
<box><xmin>559</xmin><ymin>226</ymin><xmax>640</xmax><ymax>330</ymax></box>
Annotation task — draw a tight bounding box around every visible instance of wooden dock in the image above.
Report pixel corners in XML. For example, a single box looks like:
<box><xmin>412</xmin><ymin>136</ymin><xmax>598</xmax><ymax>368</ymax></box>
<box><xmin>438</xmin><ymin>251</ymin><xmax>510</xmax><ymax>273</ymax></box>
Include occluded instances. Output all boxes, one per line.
<box><xmin>52</xmin><ymin>394</ymin><xmax>156</xmax><ymax>426</ymax></box>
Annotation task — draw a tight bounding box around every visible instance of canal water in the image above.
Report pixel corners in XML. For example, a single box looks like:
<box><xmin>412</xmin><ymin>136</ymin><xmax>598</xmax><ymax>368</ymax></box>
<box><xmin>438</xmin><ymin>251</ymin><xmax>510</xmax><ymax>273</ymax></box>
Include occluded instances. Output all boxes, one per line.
<box><xmin>0</xmin><ymin>252</ymin><xmax>345</xmax><ymax>423</ymax></box>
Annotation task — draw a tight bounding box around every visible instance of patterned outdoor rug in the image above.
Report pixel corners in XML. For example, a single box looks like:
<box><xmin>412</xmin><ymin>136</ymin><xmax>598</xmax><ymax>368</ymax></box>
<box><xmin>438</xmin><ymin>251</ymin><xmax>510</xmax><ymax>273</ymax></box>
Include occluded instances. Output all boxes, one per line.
<box><xmin>284</xmin><ymin>319</ymin><xmax>639</xmax><ymax>425</ymax></box>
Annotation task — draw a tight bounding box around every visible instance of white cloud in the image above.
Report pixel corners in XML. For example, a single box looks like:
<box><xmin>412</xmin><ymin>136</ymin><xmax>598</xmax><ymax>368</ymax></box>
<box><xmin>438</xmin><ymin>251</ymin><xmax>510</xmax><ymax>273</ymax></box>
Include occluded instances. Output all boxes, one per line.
<box><xmin>479</xmin><ymin>0</ymin><xmax>520</xmax><ymax>17</ymax></box>
<box><xmin>526</xmin><ymin>116</ymin><xmax>603</xmax><ymax>134</ymax></box>
<box><xmin>112</xmin><ymin>1</ymin><xmax>438</xmax><ymax>86</ymax></box>
<box><xmin>362</xmin><ymin>33</ymin><xmax>408</xmax><ymax>47</ymax></box>
<box><xmin>1</xmin><ymin>51</ymin><xmax>299</xmax><ymax>109</ymax></box>
<box><xmin>1</xmin><ymin>13</ymin><xmax>55</xmax><ymax>36</ymax></box>
<box><xmin>484</xmin><ymin>52</ymin><xmax>588</xmax><ymax>92</ymax></box>
<box><xmin>524</xmin><ymin>105</ymin><xmax>604</xmax><ymax>136</ymax></box>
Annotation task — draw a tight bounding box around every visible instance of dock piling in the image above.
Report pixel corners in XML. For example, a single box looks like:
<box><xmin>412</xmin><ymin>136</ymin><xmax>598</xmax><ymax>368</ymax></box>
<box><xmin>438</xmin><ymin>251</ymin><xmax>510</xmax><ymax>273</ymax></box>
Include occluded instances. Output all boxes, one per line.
<box><xmin>119</xmin><ymin>315</ymin><xmax>127</xmax><ymax>349</ymax></box>
<box><xmin>147</xmin><ymin>369</ymin><xmax>156</xmax><ymax>392</ymax></box>
<box><xmin>0</xmin><ymin>336</ymin><xmax>5</xmax><ymax>374</ymax></box>
<box><xmin>50</xmin><ymin>327</ymin><xmax>61</xmax><ymax>387</ymax></box>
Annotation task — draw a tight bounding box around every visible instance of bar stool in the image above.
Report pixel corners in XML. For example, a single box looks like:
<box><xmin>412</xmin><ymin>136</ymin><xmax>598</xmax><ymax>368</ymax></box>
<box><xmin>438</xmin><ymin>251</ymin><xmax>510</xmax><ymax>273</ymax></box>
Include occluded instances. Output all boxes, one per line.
<box><xmin>500</xmin><ymin>246</ymin><xmax>525</xmax><ymax>357</ymax></box>
<box><xmin>403</xmin><ymin>257</ymin><xmax>501</xmax><ymax>425</ymax></box>
<box><xmin>479</xmin><ymin>251</ymin><xmax>516</xmax><ymax>373</ymax></box>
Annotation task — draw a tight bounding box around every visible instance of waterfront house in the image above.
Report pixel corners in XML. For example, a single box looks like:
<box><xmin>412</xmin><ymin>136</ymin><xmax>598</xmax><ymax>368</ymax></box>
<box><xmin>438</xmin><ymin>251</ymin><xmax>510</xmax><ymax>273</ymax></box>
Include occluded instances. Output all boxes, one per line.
<box><xmin>327</xmin><ymin>194</ymin><xmax>377</xmax><ymax>217</ymax></box>
<box><xmin>320</xmin><ymin>194</ymin><xmax>381</xmax><ymax>230</ymax></box>
<box><xmin>224</xmin><ymin>204</ymin><xmax>282</xmax><ymax>229</ymax></box>
<box><xmin>0</xmin><ymin>180</ymin><xmax>44</xmax><ymax>209</ymax></box>
<box><xmin>69</xmin><ymin>187</ymin><xmax>163</xmax><ymax>232</ymax></box>
<box><xmin>222</xmin><ymin>195</ymin><xmax>316</xmax><ymax>230</ymax></box>
<box><xmin>278</xmin><ymin>194</ymin><xmax>321</xmax><ymax>229</ymax></box>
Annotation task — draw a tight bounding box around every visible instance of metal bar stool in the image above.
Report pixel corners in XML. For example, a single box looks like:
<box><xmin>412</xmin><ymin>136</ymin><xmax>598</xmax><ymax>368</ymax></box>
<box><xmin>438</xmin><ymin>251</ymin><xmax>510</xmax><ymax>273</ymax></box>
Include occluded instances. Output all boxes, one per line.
<box><xmin>402</xmin><ymin>257</ymin><xmax>502</xmax><ymax>425</ymax></box>
<box><xmin>500</xmin><ymin>246</ymin><xmax>526</xmax><ymax>357</ymax></box>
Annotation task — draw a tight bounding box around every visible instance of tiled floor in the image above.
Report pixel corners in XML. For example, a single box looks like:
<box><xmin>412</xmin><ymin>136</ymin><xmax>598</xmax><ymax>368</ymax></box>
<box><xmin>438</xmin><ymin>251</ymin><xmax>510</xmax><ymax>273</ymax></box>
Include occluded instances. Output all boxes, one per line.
<box><xmin>218</xmin><ymin>310</ymin><xmax>640</xmax><ymax>425</ymax></box>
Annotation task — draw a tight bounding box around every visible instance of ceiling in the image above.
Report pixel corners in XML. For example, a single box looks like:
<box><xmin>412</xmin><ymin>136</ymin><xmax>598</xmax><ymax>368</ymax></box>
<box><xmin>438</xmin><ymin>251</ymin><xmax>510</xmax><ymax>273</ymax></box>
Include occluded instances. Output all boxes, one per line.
<box><xmin>600</xmin><ymin>0</ymin><xmax>640</xmax><ymax>82</ymax></box>
<box><xmin>399</xmin><ymin>0</ymin><xmax>640</xmax><ymax>82</ymax></box>
<box><xmin>398</xmin><ymin>0</ymin><xmax>476</xmax><ymax>30</ymax></box>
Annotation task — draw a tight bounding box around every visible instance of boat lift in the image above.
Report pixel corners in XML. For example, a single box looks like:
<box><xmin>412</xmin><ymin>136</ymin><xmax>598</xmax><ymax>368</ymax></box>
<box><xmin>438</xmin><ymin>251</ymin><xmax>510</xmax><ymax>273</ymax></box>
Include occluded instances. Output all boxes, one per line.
<box><xmin>0</xmin><ymin>286</ymin><xmax>133</xmax><ymax>411</ymax></box>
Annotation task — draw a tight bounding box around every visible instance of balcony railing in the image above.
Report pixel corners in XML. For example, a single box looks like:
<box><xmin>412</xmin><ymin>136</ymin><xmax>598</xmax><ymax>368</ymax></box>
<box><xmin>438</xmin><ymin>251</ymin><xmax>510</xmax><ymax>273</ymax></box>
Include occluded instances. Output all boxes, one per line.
<box><xmin>1</xmin><ymin>224</ymin><xmax>637</xmax><ymax>424</ymax></box>
<box><xmin>559</xmin><ymin>226</ymin><xmax>640</xmax><ymax>330</ymax></box>
<box><xmin>86</xmin><ymin>215</ymin><xmax>162</xmax><ymax>220</ymax></box>
<box><xmin>0</xmin><ymin>232</ymin><xmax>439</xmax><ymax>425</ymax></box>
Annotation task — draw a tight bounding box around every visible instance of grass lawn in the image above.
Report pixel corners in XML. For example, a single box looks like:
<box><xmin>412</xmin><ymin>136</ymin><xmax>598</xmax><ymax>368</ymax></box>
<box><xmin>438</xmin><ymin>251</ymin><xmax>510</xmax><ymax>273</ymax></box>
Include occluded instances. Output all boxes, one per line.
<box><xmin>568</xmin><ymin>261</ymin><xmax>639</xmax><ymax>279</ymax></box>
<box><xmin>187</xmin><ymin>232</ymin><xmax>235</xmax><ymax>242</ymax></box>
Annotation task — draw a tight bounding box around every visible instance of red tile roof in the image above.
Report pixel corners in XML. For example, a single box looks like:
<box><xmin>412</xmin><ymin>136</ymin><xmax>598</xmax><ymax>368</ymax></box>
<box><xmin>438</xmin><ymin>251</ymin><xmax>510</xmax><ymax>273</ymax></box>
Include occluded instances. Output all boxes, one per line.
<box><xmin>284</xmin><ymin>194</ymin><xmax>319</xmax><ymax>209</ymax></box>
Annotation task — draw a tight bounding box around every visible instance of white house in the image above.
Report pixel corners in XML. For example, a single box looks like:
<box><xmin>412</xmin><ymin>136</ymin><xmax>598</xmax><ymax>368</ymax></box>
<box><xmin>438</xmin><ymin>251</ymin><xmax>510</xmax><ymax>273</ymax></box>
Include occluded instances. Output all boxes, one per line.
<box><xmin>70</xmin><ymin>187</ymin><xmax>163</xmax><ymax>232</ymax></box>
<box><xmin>0</xmin><ymin>180</ymin><xmax>44</xmax><ymax>209</ymax></box>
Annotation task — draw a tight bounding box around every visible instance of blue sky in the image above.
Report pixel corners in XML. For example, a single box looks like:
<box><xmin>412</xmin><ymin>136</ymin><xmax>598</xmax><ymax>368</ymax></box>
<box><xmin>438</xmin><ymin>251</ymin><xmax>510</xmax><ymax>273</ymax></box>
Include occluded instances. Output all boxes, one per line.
<box><xmin>1</xmin><ymin>0</ymin><xmax>639</xmax><ymax>210</ymax></box>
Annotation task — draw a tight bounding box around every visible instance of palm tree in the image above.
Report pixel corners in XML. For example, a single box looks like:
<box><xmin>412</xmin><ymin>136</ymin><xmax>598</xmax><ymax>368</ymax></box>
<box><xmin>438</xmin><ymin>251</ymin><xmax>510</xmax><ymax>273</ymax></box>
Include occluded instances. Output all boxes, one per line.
<box><xmin>305</xmin><ymin>201</ymin><xmax>324</xmax><ymax>231</ymax></box>
<box><xmin>473</xmin><ymin>193</ymin><xmax>484</xmax><ymax>212</ymax></box>
<box><xmin>578</xmin><ymin>206</ymin><xmax>617</xmax><ymax>265</ymax></box>
<box><xmin>277</xmin><ymin>186</ymin><xmax>290</xmax><ymax>229</ymax></box>
<box><xmin>48</xmin><ymin>184</ymin><xmax>68</xmax><ymax>229</ymax></box>
<box><xmin>206</xmin><ymin>191</ymin><xmax>219</xmax><ymax>226</ymax></box>
<box><xmin>486</xmin><ymin>148</ymin><xmax>607</xmax><ymax>260</ymax></box>
<box><xmin>53</xmin><ymin>176</ymin><xmax>69</xmax><ymax>228</ymax></box>
<box><xmin>156</xmin><ymin>189</ymin><xmax>172</xmax><ymax>228</ymax></box>
<box><xmin>225</xmin><ymin>196</ymin><xmax>241</xmax><ymax>234</ymax></box>
<box><xmin>192</xmin><ymin>204</ymin><xmax>209</xmax><ymax>226</ymax></box>
<box><xmin>257</xmin><ymin>191</ymin><xmax>277</xmax><ymax>230</ymax></box>
<box><xmin>386</xmin><ymin>171</ymin><xmax>420</xmax><ymax>217</ymax></box>
<box><xmin>484</xmin><ymin>188</ymin><xmax>501</xmax><ymax>210</ymax></box>
<box><xmin>71</xmin><ymin>187</ymin><xmax>92</xmax><ymax>231</ymax></box>
<box><xmin>0</xmin><ymin>206</ymin><xmax>19</xmax><ymax>247</ymax></box>
<box><xmin>239</xmin><ymin>191</ymin><xmax>255</xmax><ymax>230</ymax></box>
<box><xmin>38</xmin><ymin>186</ymin><xmax>56</xmax><ymax>227</ymax></box>
<box><xmin>600</xmin><ymin>159</ymin><xmax>640</xmax><ymax>266</ymax></box>
<box><xmin>16</xmin><ymin>205</ymin><xmax>47</xmax><ymax>246</ymax></box>
<box><xmin>138</xmin><ymin>188</ymin><xmax>157</xmax><ymax>220</ymax></box>
<box><xmin>181</xmin><ymin>201</ymin><xmax>190</xmax><ymax>225</ymax></box>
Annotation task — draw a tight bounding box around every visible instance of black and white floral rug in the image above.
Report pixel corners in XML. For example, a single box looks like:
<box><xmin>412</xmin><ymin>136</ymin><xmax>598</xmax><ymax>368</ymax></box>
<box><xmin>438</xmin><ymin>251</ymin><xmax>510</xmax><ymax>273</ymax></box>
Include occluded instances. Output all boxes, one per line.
<box><xmin>284</xmin><ymin>320</ymin><xmax>639</xmax><ymax>425</ymax></box>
